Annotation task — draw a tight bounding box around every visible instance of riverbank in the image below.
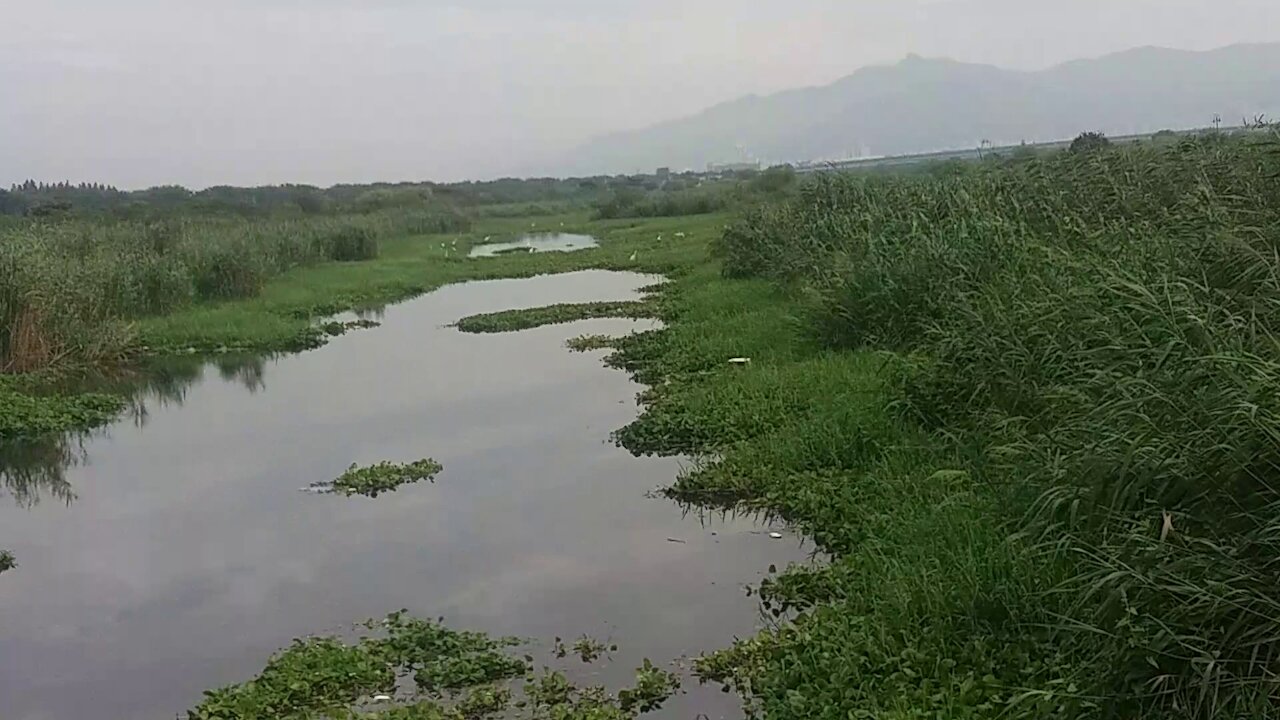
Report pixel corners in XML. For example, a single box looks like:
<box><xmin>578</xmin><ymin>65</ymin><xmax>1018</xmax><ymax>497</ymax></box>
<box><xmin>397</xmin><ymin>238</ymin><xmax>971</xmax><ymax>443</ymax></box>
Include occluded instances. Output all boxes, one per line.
<box><xmin>0</xmin><ymin>213</ymin><xmax>725</xmax><ymax>441</ymax></box>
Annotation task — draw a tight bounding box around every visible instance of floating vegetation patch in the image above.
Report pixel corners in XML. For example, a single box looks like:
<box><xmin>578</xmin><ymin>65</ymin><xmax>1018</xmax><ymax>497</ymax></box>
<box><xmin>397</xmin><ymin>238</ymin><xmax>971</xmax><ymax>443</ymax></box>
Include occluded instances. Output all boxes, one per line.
<box><xmin>0</xmin><ymin>383</ymin><xmax>126</xmax><ymax>440</ymax></box>
<box><xmin>455</xmin><ymin>301</ymin><xmax>654</xmax><ymax>334</ymax></box>
<box><xmin>310</xmin><ymin>459</ymin><xmax>443</xmax><ymax>498</ymax></box>
<box><xmin>322</xmin><ymin>318</ymin><xmax>383</xmax><ymax>337</ymax></box>
<box><xmin>188</xmin><ymin>612</ymin><xmax>525</xmax><ymax>720</ymax></box>
<box><xmin>553</xmin><ymin>635</ymin><xmax>616</xmax><ymax>663</ymax></box>
<box><xmin>0</xmin><ymin>550</ymin><xmax>14</xmax><ymax>575</ymax></box>
<box><xmin>566</xmin><ymin>334</ymin><xmax>617</xmax><ymax>352</ymax></box>
<box><xmin>189</xmin><ymin>612</ymin><xmax>680</xmax><ymax>720</ymax></box>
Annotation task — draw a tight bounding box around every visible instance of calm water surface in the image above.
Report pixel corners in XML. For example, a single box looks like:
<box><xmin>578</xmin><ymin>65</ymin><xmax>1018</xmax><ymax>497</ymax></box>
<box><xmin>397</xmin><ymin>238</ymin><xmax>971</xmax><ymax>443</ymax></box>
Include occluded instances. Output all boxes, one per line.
<box><xmin>468</xmin><ymin>233</ymin><xmax>598</xmax><ymax>257</ymax></box>
<box><xmin>0</xmin><ymin>270</ymin><xmax>810</xmax><ymax>720</ymax></box>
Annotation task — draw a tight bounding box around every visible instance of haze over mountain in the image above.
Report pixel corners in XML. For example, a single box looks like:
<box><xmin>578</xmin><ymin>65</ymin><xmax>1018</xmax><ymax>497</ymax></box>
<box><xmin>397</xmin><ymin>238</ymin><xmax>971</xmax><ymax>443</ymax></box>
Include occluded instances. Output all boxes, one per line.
<box><xmin>556</xmin><ymin>43</ymin><xmax>1280</xmax><ymax>175</ymax></box>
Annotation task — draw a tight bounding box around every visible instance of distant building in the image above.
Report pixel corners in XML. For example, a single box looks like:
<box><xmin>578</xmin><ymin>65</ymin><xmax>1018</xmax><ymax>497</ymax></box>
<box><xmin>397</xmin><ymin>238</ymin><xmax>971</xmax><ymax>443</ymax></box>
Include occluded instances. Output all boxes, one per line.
<box><xmin>706</xmin><ymin>161</ymin><xmax>761</xmax><ymax>174</ymax></box>
<box><xmin>656</xmin><ymin>167</ymin><xmax>671</xmax><ymax>179</ymax></box>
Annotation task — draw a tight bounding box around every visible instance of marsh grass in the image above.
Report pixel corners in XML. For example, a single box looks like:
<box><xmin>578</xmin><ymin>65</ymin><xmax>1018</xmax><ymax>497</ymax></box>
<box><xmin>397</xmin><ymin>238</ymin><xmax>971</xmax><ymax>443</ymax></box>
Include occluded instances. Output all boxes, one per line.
<box><xmin>0</xmin><ymin>207</ymin><xmax>464</xmax><ymax>374</ymax></box>
<box><xmin>689</xmin><ymin>129</ymin><xmax>1280</xmax><ymax>717</ymax></box>
<box><xmin>313</xmin><ymin>459</ymin><xmax>444</xmax><ymax>498</ymax></box>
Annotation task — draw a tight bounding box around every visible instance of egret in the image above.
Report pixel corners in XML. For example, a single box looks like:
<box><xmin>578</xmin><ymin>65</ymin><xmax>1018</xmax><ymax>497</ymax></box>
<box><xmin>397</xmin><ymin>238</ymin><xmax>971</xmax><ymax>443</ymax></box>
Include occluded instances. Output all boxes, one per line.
<box><xmin>629</xmin><ymin>251</ymin><xmax>638</xmax><ymax>261</ymax></box>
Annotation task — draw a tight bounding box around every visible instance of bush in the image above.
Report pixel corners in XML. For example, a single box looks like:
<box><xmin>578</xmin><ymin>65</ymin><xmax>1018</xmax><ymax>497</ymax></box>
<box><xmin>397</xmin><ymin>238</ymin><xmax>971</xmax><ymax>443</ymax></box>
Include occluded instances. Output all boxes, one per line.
<box><xmin>1069</xmin><ymin>130</ymin><xmax>1112</xmax><ymax>154</ymax></box>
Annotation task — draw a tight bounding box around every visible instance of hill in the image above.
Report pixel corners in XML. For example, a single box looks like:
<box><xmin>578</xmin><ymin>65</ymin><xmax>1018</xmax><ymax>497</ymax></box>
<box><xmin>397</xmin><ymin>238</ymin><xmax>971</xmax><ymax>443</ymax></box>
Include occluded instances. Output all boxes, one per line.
<box><xmin>557</xmin><ymin>43</ymin><xmax>1280</xmax><ymax>174</ymax></box>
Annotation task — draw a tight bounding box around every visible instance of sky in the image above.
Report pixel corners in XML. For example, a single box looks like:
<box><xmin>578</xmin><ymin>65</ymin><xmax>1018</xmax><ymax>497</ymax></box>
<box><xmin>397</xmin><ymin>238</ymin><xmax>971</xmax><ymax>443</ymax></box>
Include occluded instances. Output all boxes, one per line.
<box><xmin>2</xmin><ymin>0</ymin><xmax>1278</xmax><ymax>189</ymax></box>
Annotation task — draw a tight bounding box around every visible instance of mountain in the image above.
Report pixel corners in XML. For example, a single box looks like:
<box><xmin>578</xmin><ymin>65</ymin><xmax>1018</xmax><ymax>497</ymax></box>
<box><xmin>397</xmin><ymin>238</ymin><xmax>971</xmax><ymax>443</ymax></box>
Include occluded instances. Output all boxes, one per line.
<box><xmin>555</xmin><ymin>44</ymin><xmax>1280</xmax><ymax>175</ymax></box>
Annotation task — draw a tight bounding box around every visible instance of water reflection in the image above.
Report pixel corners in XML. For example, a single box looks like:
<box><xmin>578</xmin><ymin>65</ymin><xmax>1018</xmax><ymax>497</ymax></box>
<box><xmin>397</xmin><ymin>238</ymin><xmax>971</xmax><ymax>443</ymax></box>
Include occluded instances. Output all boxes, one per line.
<box><xmin>0</xmin><ymin>435</ymin><xmax>82</xmax><ymax>507</ymax></box>
<box><xmin>0</xmin><ymin>355</ymin><xmax>273</xmax><ymax>507</ymax></box>
<box><xmin>469</xmin><ymin>233</ymin><xmax>598</xmax><ymax>258</ymax></box>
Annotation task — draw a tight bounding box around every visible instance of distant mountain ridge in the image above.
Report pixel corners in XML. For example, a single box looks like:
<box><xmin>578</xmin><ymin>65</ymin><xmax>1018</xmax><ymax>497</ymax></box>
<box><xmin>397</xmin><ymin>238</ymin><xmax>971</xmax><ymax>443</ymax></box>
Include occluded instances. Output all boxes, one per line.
<box><xmin>555</xmin><ymin>43</ymin><xmax>1280</xmax><ymax>175</ymax></box>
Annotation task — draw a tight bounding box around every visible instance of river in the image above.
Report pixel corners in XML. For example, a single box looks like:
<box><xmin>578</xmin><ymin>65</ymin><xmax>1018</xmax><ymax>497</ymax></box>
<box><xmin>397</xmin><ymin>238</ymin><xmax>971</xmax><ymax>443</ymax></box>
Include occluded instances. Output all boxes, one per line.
<box><xmin>0</xmin><ymin>270</ymin><xmax>808</xmax><ymax>720</ymax></box>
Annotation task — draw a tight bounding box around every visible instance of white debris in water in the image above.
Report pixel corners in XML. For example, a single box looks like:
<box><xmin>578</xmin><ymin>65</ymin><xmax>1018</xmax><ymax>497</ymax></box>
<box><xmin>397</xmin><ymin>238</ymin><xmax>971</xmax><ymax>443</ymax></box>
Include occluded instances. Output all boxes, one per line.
<box><xmin>372</xmin><ymin>695</ymin><xmax>393</xmax><ymax>703</ymax></box>
<box><xmin>769</xmin><ymin>532</ymin><xmax>784</xmax><ymax>540</ymax></box>
<box><xmin>728</xmin><ymin>357</ymin><xmax>751</xmax><ymax>365</ymax></box>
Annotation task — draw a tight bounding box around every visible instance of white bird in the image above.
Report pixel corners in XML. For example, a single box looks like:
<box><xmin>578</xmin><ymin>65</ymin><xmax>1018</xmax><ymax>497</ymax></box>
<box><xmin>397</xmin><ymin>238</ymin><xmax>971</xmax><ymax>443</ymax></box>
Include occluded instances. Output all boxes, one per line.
<box><xmin>675</xmin><ymin>232</ymin><xmax>686</xmax><ymax>238</ymax></box>
<box><xmin>629</xmin><ymin>251</ymin><xmax>638</xmax><ymax>261</ymax></box>
<box><xmin>484</xmin><ymin>235</ymin><xmax>492</xmax><ymax>242</ymax></box>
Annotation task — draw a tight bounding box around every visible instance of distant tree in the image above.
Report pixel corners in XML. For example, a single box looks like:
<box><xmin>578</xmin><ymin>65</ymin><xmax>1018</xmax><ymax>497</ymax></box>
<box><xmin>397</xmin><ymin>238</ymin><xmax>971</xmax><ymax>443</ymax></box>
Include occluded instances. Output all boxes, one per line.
<box><xmin>1069</xmin><ymin>131</ymin><xmax>1112</xmax><ymax>154</ymax></box>
<box><xmin>28</xmin><ymin>200</ymin><xmax>73</xmax><ymax>219</ymax></box>
<box><xmin>1152</xmin><ymin>129</ymin><xmax>1179</xmax><ymax>142</ymax></box>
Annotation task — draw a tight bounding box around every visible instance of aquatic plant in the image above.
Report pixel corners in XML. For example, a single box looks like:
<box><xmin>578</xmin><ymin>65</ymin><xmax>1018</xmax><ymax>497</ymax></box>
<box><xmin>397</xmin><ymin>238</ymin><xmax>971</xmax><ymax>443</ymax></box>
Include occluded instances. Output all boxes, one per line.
<box><xmin>189</xmin><ymin>612</ymin><xmax>525</xmax><ymax>720</ymax></box>
<box><xmin>0</xmin><ymin>550</ymin><xmax>14</xmax><ymax>575</ymax></box>
<box><xmin>0</xmin><ymin>383</ymin><xmax>126</xmax><ymax>440</ymax></box>
<box><xmin>553</xmin><ymin>635</ymin><xmax>615</xmax><ymax>664</ymax></box>
<box><xmin>190</xmin><ymin>612</ymin><xmax>679</xmax><ymax>720</ymax></box>
<box><xmin>312</xmin><ymin>459</ymin><xmax>444</xmax><ymax>498</ymax></box>
<box><xmin>566</xmin><ymin>334</ymin><xmax>616</xmax><ymax>352</ymax></box>
<box><xmin>455</xmin><ymin>301</ymin><xmax>654</xmax><ymax>334</ymax></box>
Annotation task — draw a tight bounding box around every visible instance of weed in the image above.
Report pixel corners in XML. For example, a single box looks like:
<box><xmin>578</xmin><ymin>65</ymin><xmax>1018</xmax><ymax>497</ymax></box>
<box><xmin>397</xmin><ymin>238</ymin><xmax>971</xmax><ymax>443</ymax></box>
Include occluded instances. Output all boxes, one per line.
<box><xmin>0</xmin><ymin>550</ymin><xmax>14</xmax><ymax>575</ymax></box>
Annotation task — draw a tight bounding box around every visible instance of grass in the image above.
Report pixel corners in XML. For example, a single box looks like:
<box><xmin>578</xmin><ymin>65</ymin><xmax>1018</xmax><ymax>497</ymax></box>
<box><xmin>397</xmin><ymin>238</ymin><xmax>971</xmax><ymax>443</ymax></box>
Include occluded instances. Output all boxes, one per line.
<box><xmin>312</xmin><ymin>459</ymin><xmax>444</xmax><ymax>498</ymax></box>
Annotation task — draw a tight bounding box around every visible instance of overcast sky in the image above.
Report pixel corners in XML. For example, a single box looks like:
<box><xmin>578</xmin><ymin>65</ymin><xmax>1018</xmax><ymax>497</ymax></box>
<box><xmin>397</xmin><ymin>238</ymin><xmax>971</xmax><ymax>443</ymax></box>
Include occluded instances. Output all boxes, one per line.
<box><xmin>2</xmin><ymin>0</ymin><xmax>1277</xmax><ymax>188</ymax></box>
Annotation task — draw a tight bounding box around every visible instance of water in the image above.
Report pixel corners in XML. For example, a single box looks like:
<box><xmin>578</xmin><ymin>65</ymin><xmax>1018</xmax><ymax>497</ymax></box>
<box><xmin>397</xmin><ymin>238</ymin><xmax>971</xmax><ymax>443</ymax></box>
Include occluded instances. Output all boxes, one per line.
<box><xmin>0</xmin><ymin>271</ymin><xmax>811</xmax><ymax>720</ymax></box>
<box><xmin>468</xmin><ymin>233</ymin><xmax>598</xmax><ymax>258</ymax></box>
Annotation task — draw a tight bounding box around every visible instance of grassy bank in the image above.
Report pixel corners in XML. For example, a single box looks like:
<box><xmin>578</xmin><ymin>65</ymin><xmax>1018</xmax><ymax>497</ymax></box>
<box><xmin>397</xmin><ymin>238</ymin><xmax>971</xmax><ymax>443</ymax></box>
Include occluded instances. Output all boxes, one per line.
<box><xmin>629</xmin><ymin>130</ymin><xmax>1280</xmax><ymax>719</ymax></box>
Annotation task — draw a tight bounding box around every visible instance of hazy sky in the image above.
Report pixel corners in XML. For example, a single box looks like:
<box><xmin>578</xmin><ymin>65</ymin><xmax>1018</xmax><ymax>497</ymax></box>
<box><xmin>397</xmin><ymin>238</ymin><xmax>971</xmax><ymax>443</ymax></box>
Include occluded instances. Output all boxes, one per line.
<box><xmin>2</xmin><ymin>0</ymin><xmax>1277</xmax><ymax>188</ymax></box>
